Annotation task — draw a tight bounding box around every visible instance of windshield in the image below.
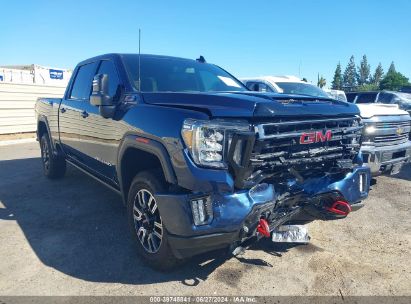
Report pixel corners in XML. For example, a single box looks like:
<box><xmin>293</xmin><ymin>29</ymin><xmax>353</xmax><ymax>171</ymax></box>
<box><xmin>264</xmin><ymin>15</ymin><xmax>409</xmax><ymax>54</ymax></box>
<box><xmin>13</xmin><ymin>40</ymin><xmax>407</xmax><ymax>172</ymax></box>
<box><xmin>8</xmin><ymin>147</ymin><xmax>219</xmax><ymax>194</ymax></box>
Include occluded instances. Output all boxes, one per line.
<box><xmin>327</xmin><ymin>90</ymin><xmax>347</xmax><ymax>102</ymax></box>
<box><xmin>122</xmin><ymin>55</ymin><xmax>247</xmax><ymax>93</ymax></box>
<box><xmin>275</xmin><ymin>82</ymin><xmax>330</xmax><ymax>98</ymax></box>
<box><xmin>395</xmin><ymin>92</ymin><xmax>411</xmax><ymax>104</ymax></box>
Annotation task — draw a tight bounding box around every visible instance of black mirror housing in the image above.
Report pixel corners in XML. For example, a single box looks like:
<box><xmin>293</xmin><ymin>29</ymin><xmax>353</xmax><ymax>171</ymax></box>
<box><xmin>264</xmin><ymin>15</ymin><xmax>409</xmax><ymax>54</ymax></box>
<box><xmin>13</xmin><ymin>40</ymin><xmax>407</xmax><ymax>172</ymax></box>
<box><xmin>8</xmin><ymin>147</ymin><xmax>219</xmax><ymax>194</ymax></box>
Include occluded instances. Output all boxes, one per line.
<box><xmin>90</xmin><ymin>74</ymin><xmax>116</xmax><ymax>118</ymax></box>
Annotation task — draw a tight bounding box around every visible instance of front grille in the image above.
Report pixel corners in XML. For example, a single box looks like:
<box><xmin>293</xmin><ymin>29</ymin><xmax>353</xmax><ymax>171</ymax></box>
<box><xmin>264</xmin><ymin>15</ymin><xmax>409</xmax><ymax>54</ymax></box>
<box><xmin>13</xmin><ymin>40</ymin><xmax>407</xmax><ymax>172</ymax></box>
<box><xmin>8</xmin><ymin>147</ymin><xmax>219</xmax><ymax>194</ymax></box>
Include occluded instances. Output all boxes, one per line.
<box><xmin>251</xmin><ymin>117</ymin><xmax>362</xmax><ymax>178</ymax></box>
<box><xmin>374</xmin><ymin>134</ymin><xmax>409</xmax><ymax>146</ymax></box>
<box><xmin>363</xmin><ymin>119</ymin><xmax>411</xmax><ymax>147</ymax></box>
<box><xmin>375</xmin><ymin>121</ymin><xmax>410</xmax><ymax>129</ymax></box>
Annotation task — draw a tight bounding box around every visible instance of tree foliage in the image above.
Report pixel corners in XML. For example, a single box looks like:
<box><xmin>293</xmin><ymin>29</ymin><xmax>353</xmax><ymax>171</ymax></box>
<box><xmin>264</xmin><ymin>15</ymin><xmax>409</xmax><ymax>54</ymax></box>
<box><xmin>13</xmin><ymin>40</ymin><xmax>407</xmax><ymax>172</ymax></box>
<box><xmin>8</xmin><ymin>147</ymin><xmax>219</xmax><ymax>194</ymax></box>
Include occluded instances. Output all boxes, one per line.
<box><xmin>371</xmin><ymin>63</ymin><xmax>384</xmax><ymax>85</ymax></box>
<box><xmin>357</xmin><ymin>83</ymin><xmax>379</xmax><ymax>91</ymax></box>
<box><xmin>388</xmin><ymin>61</ymin><xmax>396</xmax><ymax>74</ymax></box>
<box><xmin>379</xmin><ymin>71</ymin><xmax>410</xmax><ymax>91</ymax></box>
<box><xmin>357</xmin><ymin>55</ymin><xmax>370</xmax><ymax>86</ymax></box>
<box><xmin>331</xmin><ymin>62</ymin><xmax>342</xmax><ymax>90</ymax></box>
<box><xmin>317</xmin><ymin>74</ymin><xmax>326</xmax><ymax>88</ymax></box>
<box><xmin>333</xmin><ymin>57</ymin><xmax>409</xmax><ymax>92</ymax></box>
<box><xmin>343</xmin><ymin>55</ymin><xmax>357</xmax><ymax>90</ymax></box>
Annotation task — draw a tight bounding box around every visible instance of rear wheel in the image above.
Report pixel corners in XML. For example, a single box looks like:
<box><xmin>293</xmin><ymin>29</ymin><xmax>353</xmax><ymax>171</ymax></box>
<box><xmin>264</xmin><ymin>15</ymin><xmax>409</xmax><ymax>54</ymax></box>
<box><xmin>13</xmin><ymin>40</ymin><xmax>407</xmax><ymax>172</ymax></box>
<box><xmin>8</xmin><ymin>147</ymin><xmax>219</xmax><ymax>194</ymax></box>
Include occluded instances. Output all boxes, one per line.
<box><xmin>127</xmin><ymin>171</ymin><xmax>180</xmax><ymax>271</ymax></box>
<box><xmin>40</xmin><ymin>133</ymin><xmax>66</xmax><ymax>179</ymax></box>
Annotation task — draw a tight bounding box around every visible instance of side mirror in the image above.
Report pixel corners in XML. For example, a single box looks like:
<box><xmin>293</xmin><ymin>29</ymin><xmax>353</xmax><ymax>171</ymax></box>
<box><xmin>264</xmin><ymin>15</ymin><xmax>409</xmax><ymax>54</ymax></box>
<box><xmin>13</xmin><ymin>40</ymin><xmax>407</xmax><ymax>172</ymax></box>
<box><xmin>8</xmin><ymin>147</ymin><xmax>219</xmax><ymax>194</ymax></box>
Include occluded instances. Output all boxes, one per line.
<box><xmin>90</xmin><ymin>74</ymin><xmax>116</xmax><ymax>118</ymax></box>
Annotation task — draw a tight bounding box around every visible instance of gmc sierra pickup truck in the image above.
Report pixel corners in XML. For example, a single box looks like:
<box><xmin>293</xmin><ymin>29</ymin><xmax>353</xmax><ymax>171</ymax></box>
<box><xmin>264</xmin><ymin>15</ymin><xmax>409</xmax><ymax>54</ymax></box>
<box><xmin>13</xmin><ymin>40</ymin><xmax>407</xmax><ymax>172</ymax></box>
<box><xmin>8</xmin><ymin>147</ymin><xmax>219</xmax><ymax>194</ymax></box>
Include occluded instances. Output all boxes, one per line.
<box><xmin>35</xmin><ymin>54</ymin><xmax>371</xmax><ymax>270</ymax></box>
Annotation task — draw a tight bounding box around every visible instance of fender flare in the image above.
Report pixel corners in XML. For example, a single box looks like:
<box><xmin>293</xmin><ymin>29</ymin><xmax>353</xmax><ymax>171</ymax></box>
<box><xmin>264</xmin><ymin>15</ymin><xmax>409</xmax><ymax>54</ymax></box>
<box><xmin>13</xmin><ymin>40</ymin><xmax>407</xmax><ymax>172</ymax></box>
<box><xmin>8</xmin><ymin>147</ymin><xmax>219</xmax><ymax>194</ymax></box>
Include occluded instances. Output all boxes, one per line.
<box><xmin>37</xmin><ymin>115</ymin><xmax>58</xmax><ymax>154</ymax></box>
<box><xmin>117</xmin><ymin>134</ymin><xmax>178</xmax><ymax>196</ymax></box>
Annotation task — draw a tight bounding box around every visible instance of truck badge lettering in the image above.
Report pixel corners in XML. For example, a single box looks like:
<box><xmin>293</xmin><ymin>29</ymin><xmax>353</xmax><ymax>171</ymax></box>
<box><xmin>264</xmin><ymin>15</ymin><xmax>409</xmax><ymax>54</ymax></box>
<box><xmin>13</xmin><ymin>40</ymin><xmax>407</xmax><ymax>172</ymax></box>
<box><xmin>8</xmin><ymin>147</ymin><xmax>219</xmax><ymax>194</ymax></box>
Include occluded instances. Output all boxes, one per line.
<box><xmin>300</xmin><ymin>130</ymin><xmax>332</xmax><ymax>144</ymax></box>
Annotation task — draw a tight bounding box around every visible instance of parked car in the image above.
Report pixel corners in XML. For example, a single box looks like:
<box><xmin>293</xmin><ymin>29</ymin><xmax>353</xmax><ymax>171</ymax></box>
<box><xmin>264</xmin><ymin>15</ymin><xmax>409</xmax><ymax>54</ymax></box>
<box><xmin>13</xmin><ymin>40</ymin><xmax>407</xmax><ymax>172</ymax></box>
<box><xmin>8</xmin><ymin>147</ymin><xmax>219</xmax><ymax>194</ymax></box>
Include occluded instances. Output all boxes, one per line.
<box><xmin>346</xmin><ymin>91</ymin><xmax>411</xmax><ymax>116</ymax></box>
<box><xmin>241</xmin><ymin>75</ymin><xmax>330</xmax><ymax>98</ymax></box>
<box><xmin>35</xmin><ymin>54</ymin><xmax>370</xmax><ymax>270</ymax></box>
<box><xmin>324</xmin><ymin>89</ymin><xmax>347</xmax><ymax>102</ymax></box>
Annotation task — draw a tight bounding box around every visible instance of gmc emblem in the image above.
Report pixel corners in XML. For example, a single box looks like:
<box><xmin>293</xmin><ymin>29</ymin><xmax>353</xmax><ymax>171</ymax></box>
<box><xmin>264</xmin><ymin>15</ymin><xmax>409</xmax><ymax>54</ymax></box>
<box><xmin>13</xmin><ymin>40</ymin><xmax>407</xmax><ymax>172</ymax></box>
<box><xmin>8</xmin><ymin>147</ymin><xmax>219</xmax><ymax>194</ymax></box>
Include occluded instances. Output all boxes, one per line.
<box><xmin>300</xmin><ymin>130</ymin><xmax>332</xmax><ymax>144</ymax></box>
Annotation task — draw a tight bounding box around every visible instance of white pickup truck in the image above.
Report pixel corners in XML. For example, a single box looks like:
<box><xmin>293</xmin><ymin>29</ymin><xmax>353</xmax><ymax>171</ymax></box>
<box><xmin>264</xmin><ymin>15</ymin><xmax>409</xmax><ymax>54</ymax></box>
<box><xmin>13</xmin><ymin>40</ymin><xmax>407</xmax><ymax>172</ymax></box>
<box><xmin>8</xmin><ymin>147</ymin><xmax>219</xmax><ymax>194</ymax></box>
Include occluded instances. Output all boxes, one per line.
<box><xmin>241</xmin><ymin>76</ymin><xmax>411</xmax><ymax>176</ymax></box>
<box><xmin>355</xmin><ymin>103</ymin><xmax>411</xmax><ymax>175</ymax></box>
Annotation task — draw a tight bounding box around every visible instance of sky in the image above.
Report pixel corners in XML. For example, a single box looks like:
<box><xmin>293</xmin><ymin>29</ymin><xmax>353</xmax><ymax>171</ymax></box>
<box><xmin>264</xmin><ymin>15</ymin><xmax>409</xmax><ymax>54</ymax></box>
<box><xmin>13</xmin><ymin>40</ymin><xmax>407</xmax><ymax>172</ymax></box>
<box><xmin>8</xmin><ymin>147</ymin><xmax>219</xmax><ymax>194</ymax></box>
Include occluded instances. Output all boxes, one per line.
<box><xmin>1</xmin><ymin>0</ymin><xmax>410</xmax><ymax>87</ymax></box>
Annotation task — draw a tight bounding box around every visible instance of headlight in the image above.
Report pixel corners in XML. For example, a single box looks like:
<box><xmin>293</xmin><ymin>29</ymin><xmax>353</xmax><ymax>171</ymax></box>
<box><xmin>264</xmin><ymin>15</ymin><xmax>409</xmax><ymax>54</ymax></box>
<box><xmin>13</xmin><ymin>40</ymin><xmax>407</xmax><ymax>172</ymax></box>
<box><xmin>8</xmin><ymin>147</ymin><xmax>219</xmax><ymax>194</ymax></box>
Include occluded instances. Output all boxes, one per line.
<box><xmin>365</xmin><ymin>125</ymin><xmax>376</xmax><ymax>134</ymax></box>
<box><xmin>181</xmin><ymin>119</ymin><xmax>250</xmax><ymax>168</ymax></box>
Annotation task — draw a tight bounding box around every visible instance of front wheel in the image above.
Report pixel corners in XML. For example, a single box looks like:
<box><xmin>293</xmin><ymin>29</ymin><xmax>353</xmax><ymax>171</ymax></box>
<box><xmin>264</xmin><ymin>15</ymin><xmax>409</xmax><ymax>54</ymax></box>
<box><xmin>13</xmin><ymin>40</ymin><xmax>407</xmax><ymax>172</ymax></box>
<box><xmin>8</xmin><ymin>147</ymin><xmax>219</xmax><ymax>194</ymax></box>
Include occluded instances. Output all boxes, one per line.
<box><xmin>127</xmin><ymin>171</ymin><xmax>180</xmax><ymax>271</ymax></box>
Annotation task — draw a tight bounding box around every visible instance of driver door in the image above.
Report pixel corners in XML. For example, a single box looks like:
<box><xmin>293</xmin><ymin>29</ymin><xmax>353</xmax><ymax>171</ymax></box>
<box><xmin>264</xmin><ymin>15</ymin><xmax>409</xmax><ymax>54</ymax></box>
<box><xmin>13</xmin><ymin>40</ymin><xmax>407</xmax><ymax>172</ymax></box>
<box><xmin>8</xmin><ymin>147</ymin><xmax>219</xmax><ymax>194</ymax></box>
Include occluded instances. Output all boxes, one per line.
<box><xmin>74</xmin><ymin>59</ymin><xmax>122</xmax><ymax>187</ymax></box>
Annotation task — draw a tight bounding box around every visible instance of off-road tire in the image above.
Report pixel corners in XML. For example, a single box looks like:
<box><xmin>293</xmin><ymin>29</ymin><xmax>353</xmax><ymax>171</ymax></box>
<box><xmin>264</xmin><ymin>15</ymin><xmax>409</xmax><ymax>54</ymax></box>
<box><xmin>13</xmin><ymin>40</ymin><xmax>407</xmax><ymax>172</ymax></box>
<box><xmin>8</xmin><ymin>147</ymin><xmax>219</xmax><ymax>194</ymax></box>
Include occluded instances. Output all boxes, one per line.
<box><xmin>127</xmin><ymin>170</ymin><xmax>180</xmax><ymax>271</ymax></box>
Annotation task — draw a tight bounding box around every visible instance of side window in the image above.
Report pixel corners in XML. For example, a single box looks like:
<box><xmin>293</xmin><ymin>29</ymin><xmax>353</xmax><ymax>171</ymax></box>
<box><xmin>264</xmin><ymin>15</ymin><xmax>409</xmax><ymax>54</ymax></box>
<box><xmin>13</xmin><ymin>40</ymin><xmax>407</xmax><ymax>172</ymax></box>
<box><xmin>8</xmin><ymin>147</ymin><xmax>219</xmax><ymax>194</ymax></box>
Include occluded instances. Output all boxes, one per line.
<box><xmin>356</xmin><ymin>93</ymin><xmax>377</xmax><ymax>103</ymax></box>
<box><xmin>346</xmin><ymin>93</ymin><xmax>357</xmax><ymax>103</ymax></box>
<box><xmin>247</xmin><ymin>82</ymin><xmax>272</xmax><ymax>92</ymax></box>
<box><xmin>97</xmin><ymin>60</ymin><xmax>120</xmax><ymax>98</ymax></box>
<box><xmin>69</xmin><ymin>62</ymin><xmax>98</xmax><ymax>100</ymax></box>
<box><xmin>199</xmin><ymin>70</ymin><xmax>219</xmax><ymax>91</ymax></box>
<box><xmin>377</xmin><ymin>92</ymin><xmax>393</xmax><ymax>104</ymax></box>
<box><xmin>245</xmin><ymin>82</ymin><xmax>257</xmax><ymax>90</ymax></box>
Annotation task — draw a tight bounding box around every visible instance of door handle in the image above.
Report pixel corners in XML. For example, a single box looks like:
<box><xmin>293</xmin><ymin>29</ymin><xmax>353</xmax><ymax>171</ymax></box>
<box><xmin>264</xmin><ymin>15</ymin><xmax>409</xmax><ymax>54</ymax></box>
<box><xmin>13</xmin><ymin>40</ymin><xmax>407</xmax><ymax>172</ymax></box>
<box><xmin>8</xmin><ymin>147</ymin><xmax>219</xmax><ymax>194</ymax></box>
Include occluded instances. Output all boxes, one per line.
<box><xmin>60</xmin><ymin>107</ymin><xmax>66</xmax><ymax>113</ymax></box>
<box><xmin>81</xmin><ymin>111</ymin><xmax>89</xmax><ymax>118</ymax></box>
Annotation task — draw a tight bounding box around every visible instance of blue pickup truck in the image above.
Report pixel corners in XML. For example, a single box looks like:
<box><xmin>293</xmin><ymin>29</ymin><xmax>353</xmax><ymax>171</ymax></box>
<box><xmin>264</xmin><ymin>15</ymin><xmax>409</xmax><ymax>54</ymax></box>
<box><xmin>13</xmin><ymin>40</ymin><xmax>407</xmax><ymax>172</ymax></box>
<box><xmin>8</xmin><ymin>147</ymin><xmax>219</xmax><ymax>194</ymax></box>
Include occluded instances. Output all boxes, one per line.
<box><xmin>35</xmin><ymin>54</ymin><xmax>371</xmax><ymax>270</ymax></box>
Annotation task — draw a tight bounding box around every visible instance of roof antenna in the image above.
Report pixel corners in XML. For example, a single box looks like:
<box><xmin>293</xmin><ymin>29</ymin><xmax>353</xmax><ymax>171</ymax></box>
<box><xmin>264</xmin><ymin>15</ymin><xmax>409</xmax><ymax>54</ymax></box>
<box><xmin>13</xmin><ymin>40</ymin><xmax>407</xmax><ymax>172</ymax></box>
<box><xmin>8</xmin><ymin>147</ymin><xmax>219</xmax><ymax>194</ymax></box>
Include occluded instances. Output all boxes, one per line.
<box><xmin>196</xmin><ymin>55</ymin><xmax>206</xmax><ymax>63</ymax></box>
<box><xmin>138</xmin><ymin>28</ymin><xmax>141</xmax><ymax>92</ymax></box>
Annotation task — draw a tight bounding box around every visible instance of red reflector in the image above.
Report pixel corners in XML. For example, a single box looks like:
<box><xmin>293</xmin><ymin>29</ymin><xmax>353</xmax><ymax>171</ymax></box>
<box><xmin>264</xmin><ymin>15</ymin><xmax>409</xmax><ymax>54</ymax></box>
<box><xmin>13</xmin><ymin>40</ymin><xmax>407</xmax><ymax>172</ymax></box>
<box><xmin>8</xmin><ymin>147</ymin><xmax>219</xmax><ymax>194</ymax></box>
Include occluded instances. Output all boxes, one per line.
<box><xmin>325</xmin><ymin>200</ymin><xmax>352</xmax><ymax>216</ymax></box>
<box><xmin>257</xmin><ymin>218</ymin><xmax>270</xmax><ymax>237</ymax></box>
<box><xmin>136</xmin><ymin>137</ymin><xmax>150</xmax><ymax>144</ymax></box>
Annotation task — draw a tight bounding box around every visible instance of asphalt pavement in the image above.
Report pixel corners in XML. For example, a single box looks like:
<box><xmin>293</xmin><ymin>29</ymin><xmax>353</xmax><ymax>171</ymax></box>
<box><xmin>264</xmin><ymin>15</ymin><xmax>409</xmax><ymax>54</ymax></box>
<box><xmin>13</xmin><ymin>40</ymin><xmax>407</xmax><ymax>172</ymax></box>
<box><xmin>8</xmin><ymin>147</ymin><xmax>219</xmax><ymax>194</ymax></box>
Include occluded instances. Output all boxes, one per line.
<box><xmin>0</xmin><ymin>142</ymin><xmax>410</xmax><ymax>296</ymax></box>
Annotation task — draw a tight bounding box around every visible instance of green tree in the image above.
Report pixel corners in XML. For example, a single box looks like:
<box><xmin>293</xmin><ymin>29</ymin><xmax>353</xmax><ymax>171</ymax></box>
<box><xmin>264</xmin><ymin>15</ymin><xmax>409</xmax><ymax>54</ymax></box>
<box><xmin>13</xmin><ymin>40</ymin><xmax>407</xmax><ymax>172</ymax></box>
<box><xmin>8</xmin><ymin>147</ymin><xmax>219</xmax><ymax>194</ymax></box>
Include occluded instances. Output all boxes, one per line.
<box><xmin>357</xmin><ymin>55</ymin><xmax>370</xmax><ymax>86</ymax></box>
<box><xmin>317</xmin><ymin>74</ymin><xmax>326</xmax><ymax>88</ymax></box>
<box><xmin>371</xmin><ymin>63</ymin><xmax>384</xmax><ymax>85</ymax></box>
<box><xmin>331</xmin><ymin>62</ymin><xmax>343</xmax><ymax>90</ymax></box>
<box><xmin>343</xmin><ymin>55</ymin><xmax>357</xmax><ymax>91</ymax></box>
<box><xmin>379</xmin><ymin>71</ymin><xmax>409</xmax><ymax>91</ymax></box>
<box><xmin>388</xmin><ymin>61</ymin><xmax>396</xmax><ymax>74</ymax></box>
<box><xmin>357</xmin><ymin>83</ymin><xmax>379</xmax><ymax>91</ymax></box>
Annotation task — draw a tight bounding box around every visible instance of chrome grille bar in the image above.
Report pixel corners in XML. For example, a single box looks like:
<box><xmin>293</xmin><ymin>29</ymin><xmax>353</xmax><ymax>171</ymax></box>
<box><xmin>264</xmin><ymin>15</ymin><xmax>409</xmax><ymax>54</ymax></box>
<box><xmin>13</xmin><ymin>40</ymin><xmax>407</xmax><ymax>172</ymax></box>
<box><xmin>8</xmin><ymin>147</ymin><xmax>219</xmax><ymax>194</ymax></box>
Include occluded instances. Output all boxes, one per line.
<box><xmin>252</xmin><ymin>117</ymin><xmax>361</xmax><ymax>169</ymax></box>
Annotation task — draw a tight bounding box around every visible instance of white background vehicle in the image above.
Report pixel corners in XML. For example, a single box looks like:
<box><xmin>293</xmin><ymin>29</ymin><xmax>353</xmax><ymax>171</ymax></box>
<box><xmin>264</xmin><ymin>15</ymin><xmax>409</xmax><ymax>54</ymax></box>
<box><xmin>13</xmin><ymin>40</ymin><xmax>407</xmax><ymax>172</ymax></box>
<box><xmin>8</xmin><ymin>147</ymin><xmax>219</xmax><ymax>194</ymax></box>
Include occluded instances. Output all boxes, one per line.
<box><xmin>241</xmin><ymin>75</ymin><xmax>330</xmax><ymax>98</ymax></box>
<box><xmin>355</xmin><ymin>103</ymin><xmax>411</xmax><ymax>175</ymax></box>
<box><xmin>324</xmin><ymin>89</ymin><xmax>347</xmax><ymax>102</ymax></box>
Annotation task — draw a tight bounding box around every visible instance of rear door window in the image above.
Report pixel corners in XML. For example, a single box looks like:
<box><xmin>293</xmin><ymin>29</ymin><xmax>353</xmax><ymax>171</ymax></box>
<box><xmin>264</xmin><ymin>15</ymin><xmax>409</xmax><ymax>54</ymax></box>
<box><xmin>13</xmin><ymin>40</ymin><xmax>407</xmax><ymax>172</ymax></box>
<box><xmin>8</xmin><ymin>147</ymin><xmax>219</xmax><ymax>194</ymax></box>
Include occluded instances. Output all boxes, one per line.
<box><xmin>69</xmin><ymin>62</ymin><xmax>98</xmax><ymax>100</ymax></box>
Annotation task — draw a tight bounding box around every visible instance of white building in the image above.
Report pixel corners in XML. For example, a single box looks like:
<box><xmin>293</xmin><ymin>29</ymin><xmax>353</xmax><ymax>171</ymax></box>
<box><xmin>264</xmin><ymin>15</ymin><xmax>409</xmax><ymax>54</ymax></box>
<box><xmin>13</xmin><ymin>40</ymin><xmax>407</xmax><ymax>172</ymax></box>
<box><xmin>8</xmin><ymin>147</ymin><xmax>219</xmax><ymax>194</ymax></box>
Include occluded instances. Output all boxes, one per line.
<box><xmin>0</xmin><ymin>65</ymin><xmax>71</xmax><ymax>134</ymax></box>
<box><xmin>0</xmin><ymin>64</ymin><xmax>72</xmax><ymax>87</ymax></box>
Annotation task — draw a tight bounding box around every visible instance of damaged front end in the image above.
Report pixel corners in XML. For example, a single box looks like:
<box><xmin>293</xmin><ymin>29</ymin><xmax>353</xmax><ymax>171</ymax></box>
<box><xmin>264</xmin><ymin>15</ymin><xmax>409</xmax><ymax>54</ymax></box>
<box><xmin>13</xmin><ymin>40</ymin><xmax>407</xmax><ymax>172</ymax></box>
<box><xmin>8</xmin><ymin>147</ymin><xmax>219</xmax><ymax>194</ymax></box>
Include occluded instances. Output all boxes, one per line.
<box><xmin>156</xmin><ymin>115</ymin><xmax>370</xmax><ymax>259</ymax></box>
<box><xmin>156</xmin><ymin>164</ymin><xmax>369</xmax><ymax>259</ymax></box>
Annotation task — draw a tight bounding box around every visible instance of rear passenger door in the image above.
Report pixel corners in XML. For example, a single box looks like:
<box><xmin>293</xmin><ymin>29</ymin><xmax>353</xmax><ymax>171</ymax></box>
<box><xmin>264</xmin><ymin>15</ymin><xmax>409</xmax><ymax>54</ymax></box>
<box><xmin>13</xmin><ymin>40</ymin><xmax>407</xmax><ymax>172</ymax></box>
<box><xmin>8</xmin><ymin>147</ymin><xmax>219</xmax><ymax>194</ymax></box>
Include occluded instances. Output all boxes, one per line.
<box><xmin>59</xmin><ymin>62</ymin><xmax>98</xmax><ymax>159</ymax></box>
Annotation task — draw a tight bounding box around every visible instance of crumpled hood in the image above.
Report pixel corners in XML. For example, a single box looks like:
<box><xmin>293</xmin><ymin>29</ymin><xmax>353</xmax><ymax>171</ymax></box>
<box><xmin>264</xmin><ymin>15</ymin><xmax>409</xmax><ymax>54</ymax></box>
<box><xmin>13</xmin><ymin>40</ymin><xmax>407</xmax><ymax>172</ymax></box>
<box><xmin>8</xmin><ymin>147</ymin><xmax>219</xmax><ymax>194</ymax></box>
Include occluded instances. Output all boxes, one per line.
<box><xmin>356</xmin><ymin>103</ymin><xmax>409</xmax><ymax>119</ymax></box>
<box><xmin>142</xmin><ymin>91</ymin><xmax>360</xmax><ymax>119</ymax></box>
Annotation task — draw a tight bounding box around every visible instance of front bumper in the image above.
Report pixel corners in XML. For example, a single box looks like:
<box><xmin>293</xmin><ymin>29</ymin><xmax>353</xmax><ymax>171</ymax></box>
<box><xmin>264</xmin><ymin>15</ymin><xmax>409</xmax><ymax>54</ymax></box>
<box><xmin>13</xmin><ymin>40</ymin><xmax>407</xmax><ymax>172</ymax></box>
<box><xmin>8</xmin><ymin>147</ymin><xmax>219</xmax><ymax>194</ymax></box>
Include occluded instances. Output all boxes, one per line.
<box><xmin>156</xmin><ymin>165</ymin><xmax>370</xmax><ymax>259</ymax></box>
<box><xmin>361</xmin><ymin>141</ymin><xmax>411</xmax><ymax>175</ymax></box>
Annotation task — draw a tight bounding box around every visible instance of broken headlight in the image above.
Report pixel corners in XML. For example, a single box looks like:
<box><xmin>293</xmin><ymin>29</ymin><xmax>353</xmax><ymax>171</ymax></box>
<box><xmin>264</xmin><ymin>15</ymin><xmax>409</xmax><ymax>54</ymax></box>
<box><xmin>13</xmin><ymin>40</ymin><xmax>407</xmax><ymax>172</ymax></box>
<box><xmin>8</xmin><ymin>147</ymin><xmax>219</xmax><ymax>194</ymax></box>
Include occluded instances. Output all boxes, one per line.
<box><xmin>181</xmin><ymin>119</ymin><xmax>250</xmax><ymax>168</ymax></box>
